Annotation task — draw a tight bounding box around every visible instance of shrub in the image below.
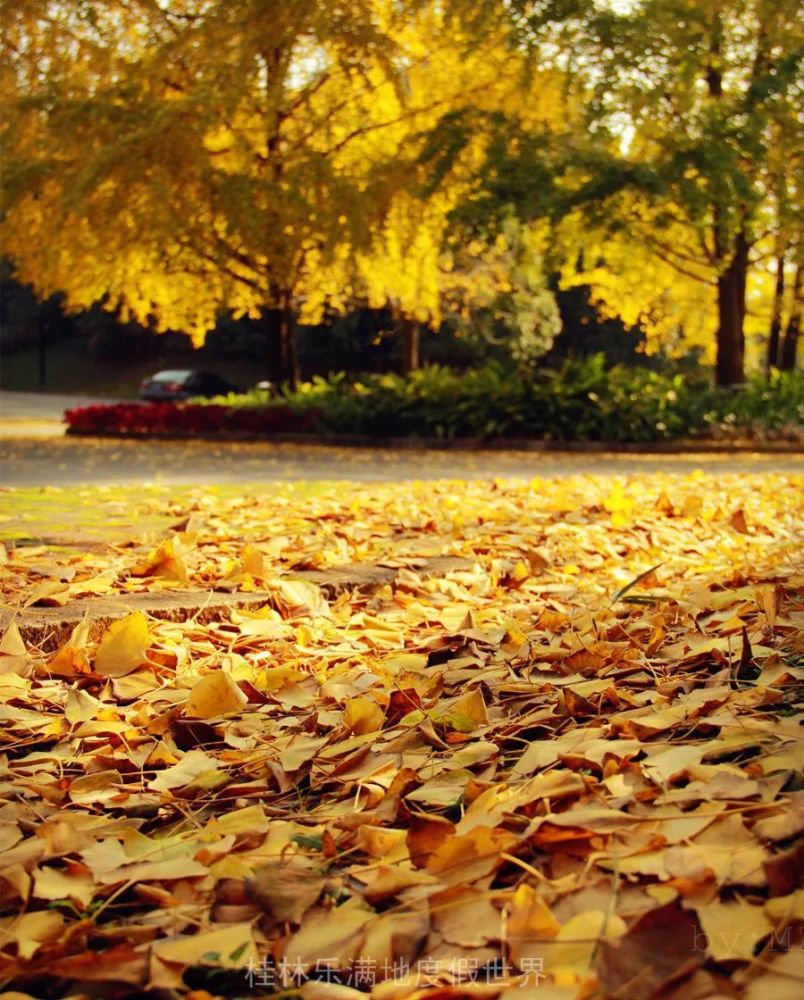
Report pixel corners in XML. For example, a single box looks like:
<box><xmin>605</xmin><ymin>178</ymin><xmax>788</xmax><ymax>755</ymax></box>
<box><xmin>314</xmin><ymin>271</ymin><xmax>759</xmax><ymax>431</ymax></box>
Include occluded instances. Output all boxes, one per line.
<box><xmin>699</xmin><ymin>371</ymin><xmax>804</xmax><ymax>439</ymax></box>
<box><xmin>64</xmin><ymin>401</ymin><xmax>318</xmax><ymax>436</ymax></box>
<box><xmin>270</xmin><ymin>361</ymin><xmax>802</xmax><ymax>442</ymax></box>
<box><xmin>287</xmin><ymin>355</ymin><xmax>804</xmax><ymax>442</ymax></box>
<box><xmin>65</xmin><ymin>363</ymin><xmax>803</xmax><ymax>443</ymax></box>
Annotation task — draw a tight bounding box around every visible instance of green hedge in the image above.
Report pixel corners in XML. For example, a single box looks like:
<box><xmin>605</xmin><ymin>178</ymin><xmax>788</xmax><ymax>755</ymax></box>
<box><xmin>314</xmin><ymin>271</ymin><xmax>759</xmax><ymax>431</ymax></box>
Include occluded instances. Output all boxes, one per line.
<box><xmin>221</xmin><ymin>359</ymin><xmax>803</xmax><ymax>443</ymax></box>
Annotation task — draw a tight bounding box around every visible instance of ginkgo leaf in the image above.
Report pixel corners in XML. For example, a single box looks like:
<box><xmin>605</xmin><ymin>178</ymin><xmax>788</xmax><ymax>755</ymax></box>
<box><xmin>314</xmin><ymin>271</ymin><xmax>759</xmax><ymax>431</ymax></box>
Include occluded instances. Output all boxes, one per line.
<box><xmin>68</xmin><ymin>770</ymin><xmax>124</xmax><ymax>807</ymax></box>
<box><xmin>94</xmin><ymin>613</ymin><xmax>151</xmax><ymax>677</ymax></box>
<box><xmin>425</xmin><ymin>826</ymin><xmax>518</xmax><ymax>884</ymax></box>
<box><xmin>206</xmin><ymin>805</ymin><xmax>270</xmax><ymax>838</ymax></box>
<box><xmin>284</xmin><ymin>900</ymin><xmax>374</xmax><ymax>969</ymax></box>
<box><xmin>0</xmin><ymin>822</ymin><xmax>23</xmax><ymax>853</ymax></box>
<box><xmin>543</xmin><ymin>909</ymin><xmax>627</xmax><ymax>975</ymax></box>
<box><xmin>32</xmin><ymin>865</ymin><xmax>97</xmax><ymax>907</ymax></box>
<box><xmin>239</xmin><ymin>543</ymin><xmax>268</xmax><ymax>578</ymax></box>
<box><xmin>0</xmin><ymin>910</ymin><xmax>66</xmax><ymax>960</ymax></box>
<box><xmin>432</xmin><ymin>886</ymin><xmax>503</xmax><ymax>947</ymax></box>
<box><xmin>185</xmin><ymin>670</ymin><xmax>248</xmax><ymax>718</ymax></box>
<box><xmin>64</xmin><ymin>688</ymin><xmax>102</xmax><ymax>724</ymax></box>
<box><xmin>450</xmin><ymin>687</ymin><xmax>490</xmax><ymax>727</ymax></box>
<box><xmin>764</xmin><ymin>889</ymin><xmax>804</xmax><ymax>923</ymax></box>
<box><xmin>149</xmin><ymin>750</ymin><xmax>220</xmax><ymax>792</ymax></box>
<box><xmin>0</xmin><ymin>620</ymin><xmax>26</xmax><ymax>656</ymax></box>
<box><xmin>247</xmin><ymin>863</ymin><xmax>327</xmax><ymax>923</ymax></box>
<box><xmin>343</xmin><ymin>696</ymin><xmax>386</xmax><ymax>734</ymax></box>
<box><xmin>743</xmin><ymin>950</ymin><xmax>804</xmax><ymax>1000</ymax></box>
<box><xmin>270</xmin><ymin>579</ymin><xmax>330</xmax><ymax>618</ymax></box>
<box><xmin>508</xmin><ymin>883</ymin><xmax>562</xmax><ymax>967</ymax></box>
<box><xmin>151</xmin><ymin>922</ymin><xmax>257</xmax><ymax>968</ymax></box>
<box><xmin>693</xmin><ymin>897</ymin><xmax>773</xmax><ymax>961</ymax></box>
<box><xmin>130</xmin><ymin>537</ymin><xmax>188</xmax><ymax>582</ymax></box>
<box><xmin>405</xmin><ymin>769</ymin><xmax>474</xmax><ymax>808</ymax></box>
<box><xmin>46</xmin><ymin>619</ymin><xmax>93</xmax><ymax>677</ymax></box>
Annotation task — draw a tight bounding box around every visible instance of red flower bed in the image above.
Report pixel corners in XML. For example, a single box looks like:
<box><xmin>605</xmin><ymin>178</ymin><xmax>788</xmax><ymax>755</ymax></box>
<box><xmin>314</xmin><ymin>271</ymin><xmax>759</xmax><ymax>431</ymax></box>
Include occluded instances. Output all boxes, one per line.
<box><xmin>64</xmin><ymin>402</ymin><xmax>320</xmax><ymax>437</ymax></box>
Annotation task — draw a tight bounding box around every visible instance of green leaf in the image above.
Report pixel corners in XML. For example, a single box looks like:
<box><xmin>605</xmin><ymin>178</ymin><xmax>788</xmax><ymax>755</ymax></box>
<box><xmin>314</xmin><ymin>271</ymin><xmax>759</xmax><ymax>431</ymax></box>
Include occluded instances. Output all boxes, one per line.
<box><xmin>228</xmin><ymin>941</ymin><xmax>250</xmax><ymax>962</ymax></box>
<box><xmin>610</xmin><ymin>562</ymin><xmax>664</xmax><ymax>606</ymax></box>
<box><xmin>291</xmin><ymin>832</ymin><xmax>324</xmax><ymax>851</ymax></box>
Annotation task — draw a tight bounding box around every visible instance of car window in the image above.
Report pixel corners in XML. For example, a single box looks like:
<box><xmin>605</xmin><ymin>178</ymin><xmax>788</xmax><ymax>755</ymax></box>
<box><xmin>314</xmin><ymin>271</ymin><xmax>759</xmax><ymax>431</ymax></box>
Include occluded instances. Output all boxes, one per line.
<box><xmin>153</xmin><ymin>370</ymin><xmax>192</xmax><ymax>382</ymax></box>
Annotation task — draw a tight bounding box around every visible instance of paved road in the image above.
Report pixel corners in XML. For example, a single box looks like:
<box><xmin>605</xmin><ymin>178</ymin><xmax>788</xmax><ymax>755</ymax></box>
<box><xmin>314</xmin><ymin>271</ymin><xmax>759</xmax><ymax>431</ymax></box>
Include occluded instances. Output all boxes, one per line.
<box><xmin>1</xmin><ymin>391</ymin><xmax>800</xmax><ymax>486</ymax></box>
<box><xmin>0</xmin><ymin>391</ymin><xmax>122</xmax><ymax>424</ymax></box>
<box><xmin>0</xmin><ymin>433</ymin><xmax>801</xmax><ymax>487</ymax></box>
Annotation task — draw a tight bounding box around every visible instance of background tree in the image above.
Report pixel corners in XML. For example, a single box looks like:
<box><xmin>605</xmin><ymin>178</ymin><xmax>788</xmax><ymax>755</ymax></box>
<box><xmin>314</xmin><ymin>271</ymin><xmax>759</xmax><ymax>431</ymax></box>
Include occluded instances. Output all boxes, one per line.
<box><xmin>761</xmin><ymin>100</ymin><xmax>802</xmax><ymax>373</ymax></box>
<box><xmin>592</xmin><ymin>0</ymin><xmax>802</xmax><ymax>383</ymax></box>
<box><xmin>2</xmin><ymin>1</ymin><xmax>422</xmax><ymax>387</ymax></box>
<box><xmin>5</xmin><ymin>1</ymin><xmax>799</xmax><ymax>386</ymax></box>
<box><xmin>445</xmin><ymin>218</ymin><xmax>561</xmax><ymax>367</ymax></box>
<box><xmin>2</xmin><ymin>0</ymin><xmax>577</xmax><ymax>384</ymax></box>
<box><xmin>347</xmin><ymin>7</ymin><xmax>567</xmax><ymax>373</ymax></box>
<box><xmin>465</xmin><ymin>0</ymin><xmax>802</xmax><ymax>383</ymax></box>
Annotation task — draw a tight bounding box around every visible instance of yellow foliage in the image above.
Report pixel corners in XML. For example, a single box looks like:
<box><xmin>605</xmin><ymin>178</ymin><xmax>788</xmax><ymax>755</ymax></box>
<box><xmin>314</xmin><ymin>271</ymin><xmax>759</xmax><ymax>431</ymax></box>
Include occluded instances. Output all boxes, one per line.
<box><xmin>2</xmin><ymin>1</ymin><xmax>571</xmax><ymax>341</ymax></box>
<box><xmin>94</xmin><ymin>613</ymin><xmax>151</xmax><ymax>678</ymax></box>
<box><xmin>557</xmin><ymin>203</ymin><xmax>718</xmax><ymax>358</ymax></box>
<box><xmin>555</xmin><ymin>189</ymin><xmax>787</xmax><ymax>366</ymax></box>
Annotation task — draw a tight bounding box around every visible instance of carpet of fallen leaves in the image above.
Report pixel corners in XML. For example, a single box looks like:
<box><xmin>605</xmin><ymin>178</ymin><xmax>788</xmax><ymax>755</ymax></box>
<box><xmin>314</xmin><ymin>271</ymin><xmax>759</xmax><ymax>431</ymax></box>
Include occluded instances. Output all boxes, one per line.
<box><xmin>0</xmin><ymin>471</ymin><xmax>803</xmax><ymax>1000</ymax></box>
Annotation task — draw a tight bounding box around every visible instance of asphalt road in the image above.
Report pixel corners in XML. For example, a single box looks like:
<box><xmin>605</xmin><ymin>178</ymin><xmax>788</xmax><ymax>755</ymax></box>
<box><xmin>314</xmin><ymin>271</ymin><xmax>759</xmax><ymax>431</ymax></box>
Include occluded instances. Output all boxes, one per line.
<box><xmin>0</xmin><ymin>391</ymin><xmax>121</xmax><ymax>421</ymax></box>
<box><xmin>0</xmin><ymin>432</ymin><xmax>801</xmax><ymax>487</ymax></box>
<box><xmin>0</xmin><ymin>391</ymin><xmax>125</xmax><ymax>440</ymax></box>
<box><xmin>1</xmin><ymin>391</ymin><xmax>801</xmax><ymax>486</ymax></box>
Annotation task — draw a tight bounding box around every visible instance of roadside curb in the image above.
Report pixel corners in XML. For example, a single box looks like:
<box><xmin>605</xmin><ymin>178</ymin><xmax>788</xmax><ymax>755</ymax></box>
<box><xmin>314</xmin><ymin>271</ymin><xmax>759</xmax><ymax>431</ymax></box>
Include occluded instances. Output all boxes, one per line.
<box><xmin>1</xmin><ymin>555</ymin><xmax>471</xmax><ymax>651</ymax></box>
<box><xmin>61</xmin><ymin>428</ymin><xmax>804</xmax><ymax>454</ymax></box>
<box><xmin>0</xmin><ymin>419</ymin><xmax>66</xmax><ymax>438</ymax></box>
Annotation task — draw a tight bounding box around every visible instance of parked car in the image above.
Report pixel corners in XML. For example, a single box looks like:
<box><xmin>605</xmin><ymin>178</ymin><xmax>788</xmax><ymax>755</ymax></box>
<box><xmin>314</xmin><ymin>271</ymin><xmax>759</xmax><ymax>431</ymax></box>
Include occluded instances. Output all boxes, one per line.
<box><xmin>139</xmin><ymin>369</ymin><xmax>239</xmax><ymax>402</ymax></box>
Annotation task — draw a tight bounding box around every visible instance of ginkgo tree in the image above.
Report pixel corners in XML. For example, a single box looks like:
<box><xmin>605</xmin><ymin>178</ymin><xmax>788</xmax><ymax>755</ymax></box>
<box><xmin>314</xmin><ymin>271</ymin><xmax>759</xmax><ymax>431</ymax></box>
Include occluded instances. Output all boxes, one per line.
<box><xmin>348</xmin><ymin>13</ymin><xmax>575</xmax><ymax>372</ymax></box>
<box><xmin>2</xmin><ymin>0</ymin><xmax>577</xmax><ymax>385</ymax></box>
<box><xmin>2</xmin><ymin>0</ymin><xmax>408</xmax><ymax>387</ymax></box>
<box><xmin>554</xmin><ymin>201</ymin><xmax>722</xmax><ymax>361</ymax></box>
<box><xmin>470</xmin><ymin>0</ymin><xmax>802</xmax><ymax>382</ymax></box>
<box><xmin>571</xmin><ymin>0</ymin><xmax>802</xmax><ymax>383</ymax></box>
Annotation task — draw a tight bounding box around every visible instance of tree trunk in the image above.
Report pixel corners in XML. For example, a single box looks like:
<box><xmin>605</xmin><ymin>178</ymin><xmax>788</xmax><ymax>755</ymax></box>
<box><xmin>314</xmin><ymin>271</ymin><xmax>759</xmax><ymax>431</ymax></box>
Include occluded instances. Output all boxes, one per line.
<box><xmin>780</xmin><ymin>263</ymin><xmax>801</xmax><ymax>371</ymax></box>
<box><xmin>715</xmin><ymin>229</ymin><xmax>748</xmax><ymax>386</ymax></box>
<box><xmin>401</xmin><ymin>316</ymin><xmax>420</xmax><ymax>375</ymax></box>
<box><xmin>766</xmin><ymin>253</ymin><xmax>785</xmax><ymax>374</ymax></box>
<box><xmin>264</xmin><ymin>294</ymin><xmax>300</xmax><ymax>390</ymax></box>
<box><xmin>708</xmin><ymin>21</ymin><xmax>748</xmax><ymax>387</ymax></box>
<box><xmin>278</xmin><ymin>295</ymin><xmax>300</xmax><ymax>391</ymax></box>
